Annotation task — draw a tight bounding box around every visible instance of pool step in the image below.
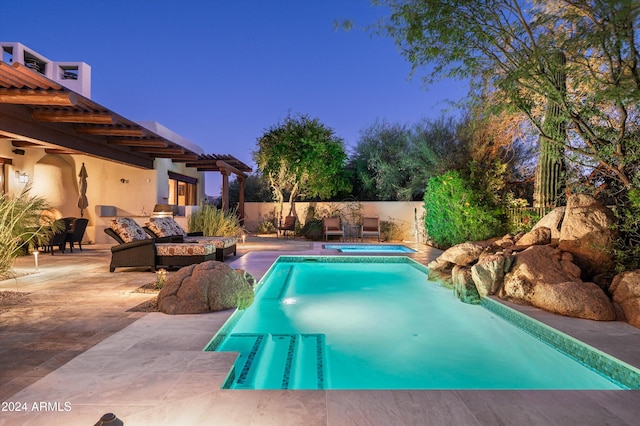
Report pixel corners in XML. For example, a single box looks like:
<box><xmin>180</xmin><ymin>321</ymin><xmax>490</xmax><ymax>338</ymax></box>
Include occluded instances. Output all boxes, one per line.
<box><xmin>221</xmin><ymin>333</ymin><xmax>325</xmax><ymax>389</ymax></box>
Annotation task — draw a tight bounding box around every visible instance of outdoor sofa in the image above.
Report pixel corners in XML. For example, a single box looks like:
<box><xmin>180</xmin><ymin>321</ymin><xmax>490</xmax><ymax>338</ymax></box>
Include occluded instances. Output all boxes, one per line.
<box><xmin>104</xmin><ymin>217</ymin><xmax>237</xmax><ymax>272</ymax></box>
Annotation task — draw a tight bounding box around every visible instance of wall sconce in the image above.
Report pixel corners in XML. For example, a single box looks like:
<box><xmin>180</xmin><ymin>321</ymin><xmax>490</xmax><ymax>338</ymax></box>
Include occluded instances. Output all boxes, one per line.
<box><xmin>15</xmin><ymin>171</ymin><xmax>28</xmax><ymax>183</ymax></box>
<box><xmin>120</xmin><ymin>178</ymin><xmax>129</xmax><ymax>184</ymax></box>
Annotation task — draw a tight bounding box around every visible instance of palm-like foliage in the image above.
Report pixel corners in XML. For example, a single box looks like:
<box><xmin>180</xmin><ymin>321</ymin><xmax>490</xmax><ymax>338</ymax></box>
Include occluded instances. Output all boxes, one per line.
<box><xmin>0</xmin><ymin>186</ymin><xmax>58</xmax><ymax>277</ymax></box>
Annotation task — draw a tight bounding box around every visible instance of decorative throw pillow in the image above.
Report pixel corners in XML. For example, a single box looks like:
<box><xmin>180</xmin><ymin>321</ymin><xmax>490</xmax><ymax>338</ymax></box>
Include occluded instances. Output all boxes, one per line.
<box><xmin>146</xmin><ymin>217</ymin><xmax>187</xmax><ymax>238</ymax></box>
<box><xmin>110</xmin><ymin>217</ymin><xmax>150</xmax><ymax>243</ymax></box>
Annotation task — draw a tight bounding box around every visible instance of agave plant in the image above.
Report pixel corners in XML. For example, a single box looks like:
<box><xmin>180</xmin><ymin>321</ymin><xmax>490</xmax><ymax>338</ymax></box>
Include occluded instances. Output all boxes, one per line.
<box><xmin>0</xmin><ymin>186</ymin><xmax>60</xmax><ymax>278</ymax></box>
<box><xmin>187</xmin><ymin>203</ymin><xmax>243</xmax><ymax>237</ymax></box>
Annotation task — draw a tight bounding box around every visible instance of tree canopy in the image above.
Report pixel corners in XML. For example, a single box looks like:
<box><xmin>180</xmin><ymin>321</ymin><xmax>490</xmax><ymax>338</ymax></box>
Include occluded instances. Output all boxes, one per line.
<box><xmin>253</xmin><ymin>113</ymin><xmax>351</xmax><ymax>220</ymax></box>
<box><xmin>378</xmin><ymin>0</ymin><xmax>640</xmax><ymax>195</ymax></box>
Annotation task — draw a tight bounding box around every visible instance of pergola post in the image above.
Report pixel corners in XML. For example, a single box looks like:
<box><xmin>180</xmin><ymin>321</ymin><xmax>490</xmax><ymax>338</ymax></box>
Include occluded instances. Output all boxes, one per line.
<box><xmin>238</xmin><ymin>175</ymin><xmax>246</xmax><ymax>224</ymax></box>
<box><xmin>221</xmin><ymin>169</ymin><xmax>230</xmax><ymax>211</ymax></box>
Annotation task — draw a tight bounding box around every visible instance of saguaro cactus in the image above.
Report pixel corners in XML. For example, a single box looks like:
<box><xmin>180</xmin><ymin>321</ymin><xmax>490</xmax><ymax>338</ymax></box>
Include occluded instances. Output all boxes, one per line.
<box><xmin>534</xmin><ymin>51</ymin><xmax>567</xmax><ymax>208</ymax></box>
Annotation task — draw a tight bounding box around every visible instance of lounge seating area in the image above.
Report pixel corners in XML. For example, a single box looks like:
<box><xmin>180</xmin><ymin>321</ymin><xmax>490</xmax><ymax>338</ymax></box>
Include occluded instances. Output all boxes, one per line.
<box><xmin>104</xmin><ymin>217</ymin><xmax>237</xmax><ymax>272</ymax></box>
<box><xmin>40</xmin><ymin>217</ymin><xmax>89</xmax><ymax>255</ymax></box>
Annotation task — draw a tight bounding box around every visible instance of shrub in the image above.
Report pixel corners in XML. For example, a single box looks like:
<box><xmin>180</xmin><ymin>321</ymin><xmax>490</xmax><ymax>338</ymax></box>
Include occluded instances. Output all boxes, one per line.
<box><xmin>301</xmin><ymin>219</ymin><xmax>323</xmax><ymax>241</ymax></box>
<box><xmin>424</xmin><ymin>170</ymin><xmax>506</xmax><ymax>248</ymax></box>
<box><xmin>381</xmin><ymin>219</ymin><xmax>410</xmax><ymax>242</ymax></box>
<box><xmin>256</xmin><ymin>220</ymin><xmax>276</xmax><ymax>235</ymax></box>
<box><xmin>0</xmin><ymin>187</ymin><xmax>58</xmax><ymax>278</ymax></box>
<box><xmin>188</xmin><ymin>204</ymin><xmax>242</xmax><ymax>237</ymax></box>
<box><xmin>613</xmin><ymin>188</ymin><xmax>640</xmax><ymax>272</ymax></box>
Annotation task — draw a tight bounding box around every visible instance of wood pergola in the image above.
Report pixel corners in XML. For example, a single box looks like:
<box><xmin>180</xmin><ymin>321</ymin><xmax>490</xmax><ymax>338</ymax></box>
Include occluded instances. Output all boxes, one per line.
<box><xmin>0</xmin><ymin>60</ymin><xmax>251</xmax><ymax>217</ymax></box>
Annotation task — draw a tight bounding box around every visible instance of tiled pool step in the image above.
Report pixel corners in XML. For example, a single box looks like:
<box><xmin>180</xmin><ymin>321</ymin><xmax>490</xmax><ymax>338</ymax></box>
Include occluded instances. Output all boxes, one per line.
<box><xmin>219</xmin><ymin>333</ymin><xmax>325</xmax><ymax>390</ymax></box>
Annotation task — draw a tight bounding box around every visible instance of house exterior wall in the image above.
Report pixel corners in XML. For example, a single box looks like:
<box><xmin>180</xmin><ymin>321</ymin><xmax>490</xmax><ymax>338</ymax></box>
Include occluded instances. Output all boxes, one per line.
<box><xmin>1</xmin><ymin>141</ymin><xmax>205</xmax><ymax>244</ymax></box>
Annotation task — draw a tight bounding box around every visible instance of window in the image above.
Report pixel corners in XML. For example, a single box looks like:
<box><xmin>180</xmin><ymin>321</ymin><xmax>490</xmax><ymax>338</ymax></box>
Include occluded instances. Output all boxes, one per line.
<box><xmin>168</xmin><ymin>172</ymin><xmax>197</xmax><ymax>206</ymax></box>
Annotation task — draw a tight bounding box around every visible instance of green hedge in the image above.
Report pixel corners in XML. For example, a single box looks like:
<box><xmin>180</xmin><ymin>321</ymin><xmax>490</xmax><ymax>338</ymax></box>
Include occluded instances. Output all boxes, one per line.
<box><xmin>424</xmin><ymin>170</ymin><xmax>505</xmax><ymax>248</ymax></box>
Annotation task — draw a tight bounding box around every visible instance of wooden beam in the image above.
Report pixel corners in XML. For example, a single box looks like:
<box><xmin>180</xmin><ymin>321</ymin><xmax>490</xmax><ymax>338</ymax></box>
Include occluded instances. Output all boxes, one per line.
<box><xmin>0</xmin><ymin>89</ymin><xmax>78</xmax><ymax>106</ymax></box>
<box><xmin>75</xmin><ymin>126</ymin><xmax>145</xmax><ymax>137</ymax></box>
<box><xmin>12</xmin><ymin>140</ymin><xmax>41</xmax><ymax>147</ymax></box>
<box><xmin>32</xmin><ymin>110</ymin><xmax>116</xmax><ymax>124</ymax></box>
<box><xmin>0</xmin><ymin>103</ymin><xmax>154</xmax><ymax>169</ymax></box>
<box><xmin>44</xmin><ymin>148</ymin><xmax>80</xmax><ymax>155</ymax></box>
<box><xmin>107</xmin><ymin>138</ymin><xmax>168</xmax><ymax>148</ymax></box>
<box><xmin>130</xmin><ymin>147</ymin><xmax>185</xmax><ymax>155</ymax></box>
<box><xmin>12</xmin><ymin>62</ymin><xmax>63</xmax><ymax>90</ymax></box>
<box><xmin>0</xmin><ymin>63</ymin><xmax>37</xmax><ymax>89</ymax></box>
<box><xmin>170</xmin><ymin>154</ymin><xmax>200</xmax><ymax>162</ymax></box>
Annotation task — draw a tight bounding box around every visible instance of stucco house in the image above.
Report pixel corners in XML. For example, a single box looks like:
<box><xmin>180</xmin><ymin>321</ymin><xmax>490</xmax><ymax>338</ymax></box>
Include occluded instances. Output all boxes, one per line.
<box><xmin>0</xmin><ymin>42</ymin><xmax>250</xmax><ymax>244</ymax></box>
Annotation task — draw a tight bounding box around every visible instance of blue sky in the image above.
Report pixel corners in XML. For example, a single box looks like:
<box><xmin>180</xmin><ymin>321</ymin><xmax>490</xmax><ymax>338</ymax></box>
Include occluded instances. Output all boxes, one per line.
<box><xmin>0</xmin><ymin>0</ymin><xmax>468</xmax><ymax>195</ymax></box>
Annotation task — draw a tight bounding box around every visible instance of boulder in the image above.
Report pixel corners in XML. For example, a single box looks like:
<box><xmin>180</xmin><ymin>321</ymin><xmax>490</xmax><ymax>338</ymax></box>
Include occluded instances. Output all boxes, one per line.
<box><xmin>611</xmin><ymin>270</ymin><xmax>640</xmax><ymax>328</ymax></box>
<box><xmin>558</xmin><ymin>194</ymin><xmax>617</xmax><ymax>277</ymax></box>
<box><xmin>530</xmin><ymin>281</ymin><xmax>616</xmax><ymax>321</ymax></box>
<box><xmin>427</xmin><ymin>257</ymin><xmax>452</xmax><ymax>272</ymax></box>
<box><xmin>471</xmin><ymin>253</ymin><xmax>514</xmax><ymax>298</ymax></box>
<box><xmin>499</xmin><ymin>245</ymin><xmax>615</xmax><ymax>320</ymax></box>
<box><xmin>439</xmin><ymin>242</ymin><xmax>485</xmax><ymax>266</ymax></box>
<box><xmin>157</xmin><ymin>261</ymin><xmax>254</xmax><ymax>315</ymax></box>
<box><xmin>500</xmin><ymin>245</ymin><xmax>581</xmax><ymax>304</ymax></box>
<box><xmin>515</xmin><ymin>226</ymin><xmax>551</xmax><ymax>247</ymax></box>
<box><xmin>452</xmin><ymin>265</ymin><xmax>481</xmax><ymax>305</ymax></box>
<box><xmin>493</xmin><ymin>234</ymin><xmax>515</xmax><ymax>249</ymax></box>
<box><xmin>532</xmin><ymin>206</ymin><xmax>566</xmax><ymax>241</ymax></box>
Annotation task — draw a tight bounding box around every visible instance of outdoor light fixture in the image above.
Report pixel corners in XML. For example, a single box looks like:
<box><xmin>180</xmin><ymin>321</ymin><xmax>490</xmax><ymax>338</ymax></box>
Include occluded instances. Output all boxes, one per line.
<box><xmin>15</xmin><ymin>171</ymin><xmax>28</xmax><ymax>183</ymax></box>
<box><xmin>33</xmin><ymin>250</ymin><xmax>39</xmax><ymax>272</ymax></box>
<box><xmin>12</xmin><ymin>148</ymin><xmax>25</xmax><ymax>155</ymax></box>
<box><xmin>242</xmin><ymin>234</ymin><xmax>246</xmax><ymax>245</ymax></box>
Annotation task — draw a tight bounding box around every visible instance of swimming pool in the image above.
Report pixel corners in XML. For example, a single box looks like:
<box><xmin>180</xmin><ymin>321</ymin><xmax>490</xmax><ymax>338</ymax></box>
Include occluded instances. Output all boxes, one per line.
<box><xmin>206</xmin><ymin>256</ymin><xmax>640</xmax><ymax>390</ymax></box>
<box><xmin>323</xmin><ymin>244</ymin><xmax>416</xmax><ymax>253</ymax></box>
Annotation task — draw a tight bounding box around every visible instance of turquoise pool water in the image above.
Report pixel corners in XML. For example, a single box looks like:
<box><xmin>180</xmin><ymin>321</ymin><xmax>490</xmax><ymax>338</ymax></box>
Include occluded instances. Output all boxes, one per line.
<box><xmin>207</xmin><ymin>256</ymin><xmax>640</xmax><ymax>390</ymax></box>
<box><xmin>323</xmin><ymin>244</ymin><xmax>416</xmax><ymax>253</ymax></box>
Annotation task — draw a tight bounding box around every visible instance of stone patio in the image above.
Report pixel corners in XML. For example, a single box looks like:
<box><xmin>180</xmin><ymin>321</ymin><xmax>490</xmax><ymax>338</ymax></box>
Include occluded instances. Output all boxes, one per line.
<box><xmin>1</xmin><ymin>237</ymin><xmax>639</xmax><ymax>425</ymax></box>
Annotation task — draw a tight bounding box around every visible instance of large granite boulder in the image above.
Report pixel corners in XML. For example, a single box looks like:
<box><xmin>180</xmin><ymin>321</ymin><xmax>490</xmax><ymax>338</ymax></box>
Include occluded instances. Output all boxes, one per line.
<box><xmin>611</xmin><ymin>270</ymin><xmax>640</xmax><ymax>327</ymax></box>
<box><xmin>558</xmin><ymin>194</ymin><xmax>617</xmax><ymax>277</ymax></box>
<box><xmin>531</xmin><ymin>281</ymin><xmax>616</xmax><ymax>321</ymax></box>
<box><xmin>500</xmin><ymin>245</ymin><xmax>614</xmax><ymax>320</ymax></box>
<box><xmin>532</xmin><ymin>207</ymin><xmax>566</xmax><ymax>241</ymax></box>
<box><xmin>439</xmin><ymin>242</ymin><xmax>485</xmax><ymax>266</ymax></box>
<box><xmin>471</xmin><ymin>252</ymin><xmax>514</xmax><ymax>298</ymax></box>
<box><xmin>157</xmin><ymin>261</ymin><xmax>254</xmax><ymax>315</ymax></box>
<box><xmin>452</xmin><ymin>265</ymin><xmax>481</xmax><ymax>304</ymax></box>
<box><xmin>514</xmin><ymin>226</ymin><xmax>551</xmax><ymax>247</ymax></box>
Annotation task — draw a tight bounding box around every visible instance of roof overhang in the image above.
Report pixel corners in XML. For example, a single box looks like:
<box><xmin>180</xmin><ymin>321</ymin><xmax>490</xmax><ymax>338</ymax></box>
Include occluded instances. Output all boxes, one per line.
<box><xmin>0</xmin><ymin>60</ymin><xmax>251</xmax><ymax>175</ymax></box>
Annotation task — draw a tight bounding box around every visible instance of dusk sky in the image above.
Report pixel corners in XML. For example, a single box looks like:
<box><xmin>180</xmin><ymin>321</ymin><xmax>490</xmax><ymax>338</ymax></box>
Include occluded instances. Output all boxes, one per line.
<box><xmin>0</xmin><ymin>0</ymin><xmax>469</xmax><ymax>195</ymax></box>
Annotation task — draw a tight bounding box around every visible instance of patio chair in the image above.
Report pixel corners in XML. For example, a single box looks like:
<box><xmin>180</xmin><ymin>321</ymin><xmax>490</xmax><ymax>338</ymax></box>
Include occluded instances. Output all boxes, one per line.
<box><xmin>361</xmin><ymin>217</ymin><xmax>381</xmax><ymax>242</ymax></box>
<box><xmin>65</xmin><ymin>217</ymin><xmax>88</xmax><ymax>252</ymax></box>
<box><xmin>277</xmin><ymin>216</ymin><xmax>296</xmax><ymax>239</ymax></box>
<box><xmin>43</xmin><ymin>217</ymin><xmax>73</xmax><ymax>255</ymax></box>
<box><xmin>323</xmin><ymin>217</ymin><xmax>344</xmax><ymax>241</ymax></box>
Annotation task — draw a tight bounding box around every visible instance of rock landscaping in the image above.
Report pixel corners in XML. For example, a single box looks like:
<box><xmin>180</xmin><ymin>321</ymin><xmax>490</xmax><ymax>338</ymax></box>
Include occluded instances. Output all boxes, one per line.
<box><xmin>157</xmin><ymin>260</ymin><xmax>255</xmax><ymax>315</ymax></box>
<box><xmin>428</xmin><ymin>194</ymin><xmax>640</xmax><ymax>326</ymax></box>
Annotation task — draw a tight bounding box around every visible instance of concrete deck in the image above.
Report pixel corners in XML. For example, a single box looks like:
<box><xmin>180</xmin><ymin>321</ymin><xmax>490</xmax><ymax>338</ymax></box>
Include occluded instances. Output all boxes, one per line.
<box><xmin>1</xmin><ymin>237</ymin><xmax>639</xmax><ymax>425</ymax></box>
